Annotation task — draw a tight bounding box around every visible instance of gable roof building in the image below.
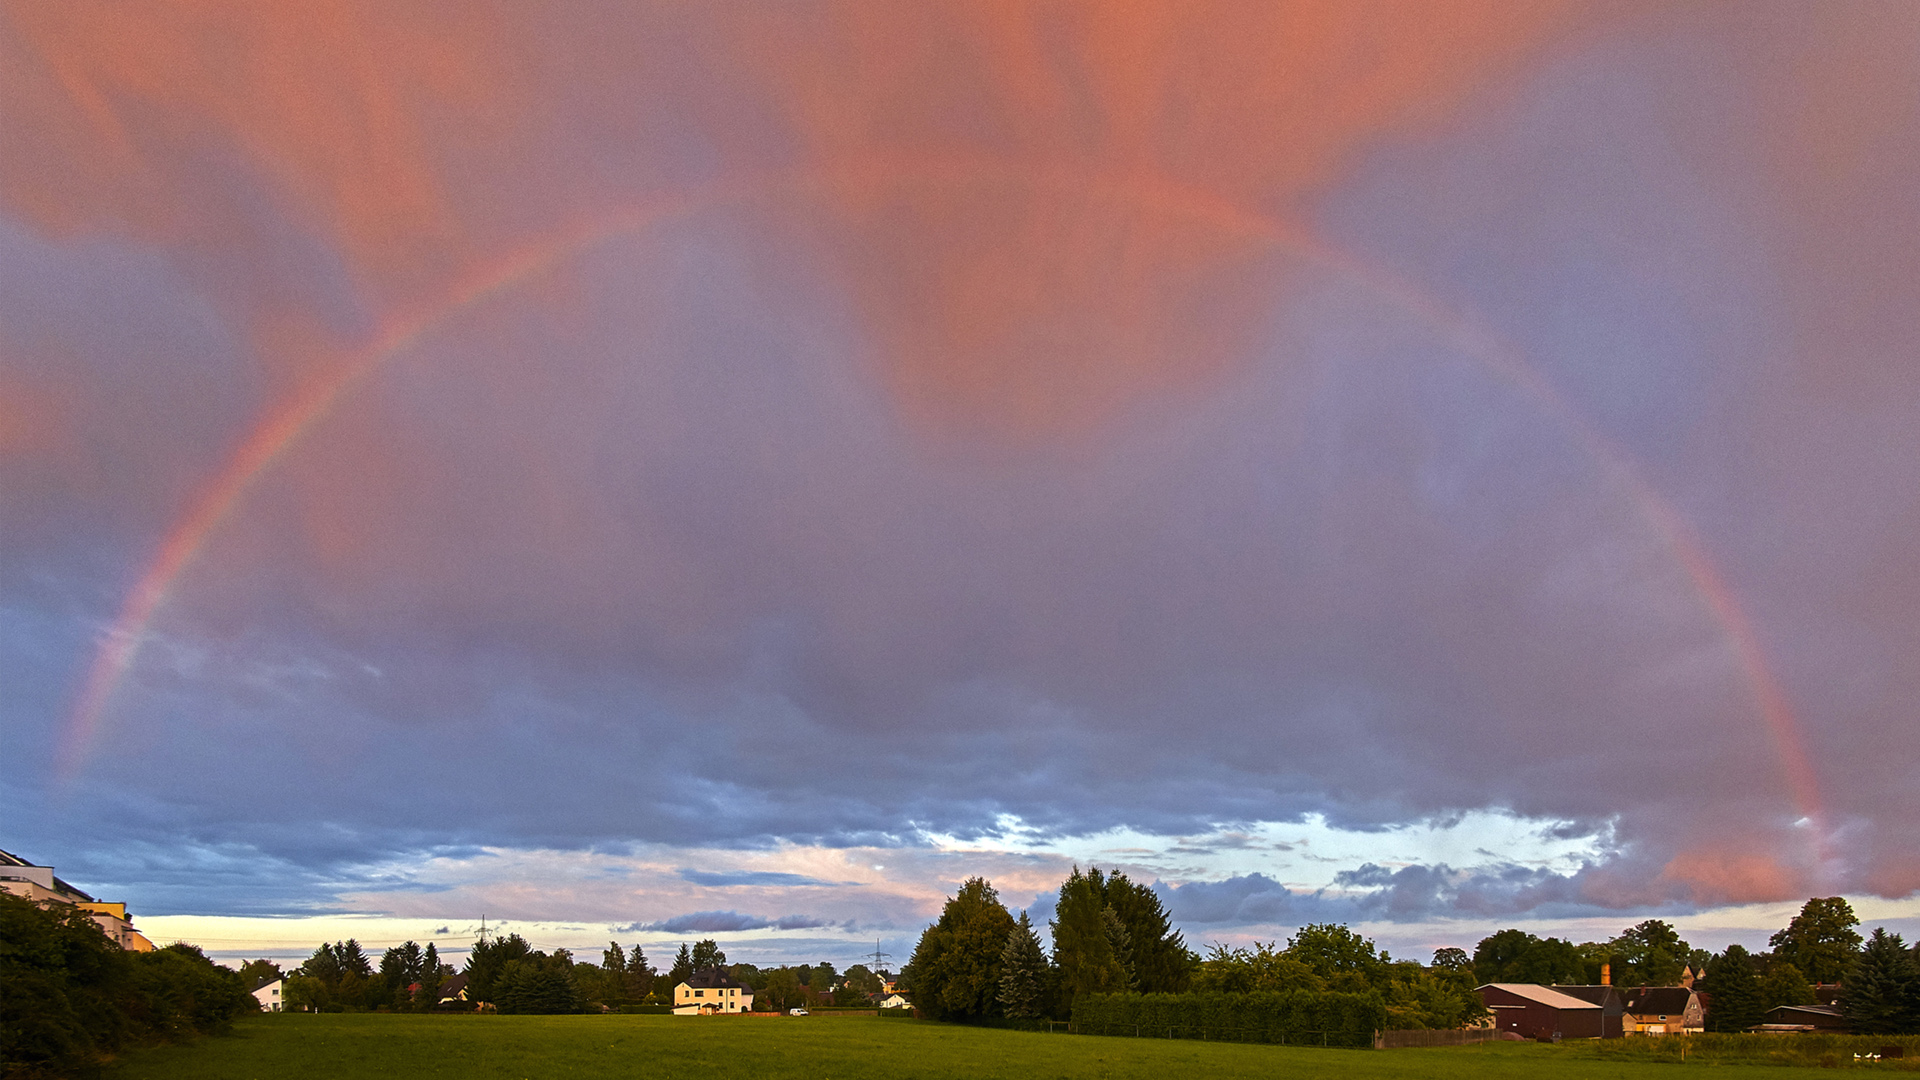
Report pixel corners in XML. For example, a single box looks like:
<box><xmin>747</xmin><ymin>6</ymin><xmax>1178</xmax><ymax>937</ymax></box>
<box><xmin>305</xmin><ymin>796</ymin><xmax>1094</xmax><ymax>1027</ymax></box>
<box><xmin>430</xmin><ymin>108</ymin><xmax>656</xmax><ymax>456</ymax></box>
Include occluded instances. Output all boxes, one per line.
<box><xmin>674</xmin><ymin>968</ymin><xmax>754</xmax><ymax>1015</ymax></box>
<box><xmin>1623</xmin><ymin>986</ymin><xmax>1704</xmax><ymax>1034</ymax></box>
<box><xmin>1757</xmin><ymin>1004</ymin><xmax>1847</xmax><ymax>1033</ymax></box>
<box><xmin>1478</xmin><ymin>983</ymin><xmax>1618</xmax><ymax>1040</ymax></box>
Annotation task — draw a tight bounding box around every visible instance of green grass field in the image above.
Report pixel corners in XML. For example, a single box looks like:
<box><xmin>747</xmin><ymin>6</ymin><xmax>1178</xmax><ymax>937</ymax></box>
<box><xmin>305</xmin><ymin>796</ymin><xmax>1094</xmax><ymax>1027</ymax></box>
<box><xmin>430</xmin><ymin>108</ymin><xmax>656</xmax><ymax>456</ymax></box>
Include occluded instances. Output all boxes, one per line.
<box><xmin>98</xmin><ymin>1013</ymin><xmax>1883</xmax><ymax>1080</ymax></box>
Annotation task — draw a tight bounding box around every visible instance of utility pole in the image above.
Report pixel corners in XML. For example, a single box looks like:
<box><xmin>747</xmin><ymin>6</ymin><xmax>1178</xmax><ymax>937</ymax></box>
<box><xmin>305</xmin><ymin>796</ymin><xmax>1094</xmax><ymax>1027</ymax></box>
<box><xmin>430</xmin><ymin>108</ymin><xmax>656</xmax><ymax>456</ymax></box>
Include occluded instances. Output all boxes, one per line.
<box><xmin>869</xmin><ymin>940</ymin><xmax>892</xmax><ymax>977</ymax></box>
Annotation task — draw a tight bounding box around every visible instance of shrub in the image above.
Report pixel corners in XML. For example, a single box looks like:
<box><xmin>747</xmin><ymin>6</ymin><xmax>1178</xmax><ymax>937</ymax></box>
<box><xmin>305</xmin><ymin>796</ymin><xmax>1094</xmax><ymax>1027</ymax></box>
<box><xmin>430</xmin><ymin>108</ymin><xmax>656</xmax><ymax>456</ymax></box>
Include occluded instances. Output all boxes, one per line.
<box><xmin>0</xmin><ymin>894</ymin><xmax>251</xmax><ymax>1078</ymax></box>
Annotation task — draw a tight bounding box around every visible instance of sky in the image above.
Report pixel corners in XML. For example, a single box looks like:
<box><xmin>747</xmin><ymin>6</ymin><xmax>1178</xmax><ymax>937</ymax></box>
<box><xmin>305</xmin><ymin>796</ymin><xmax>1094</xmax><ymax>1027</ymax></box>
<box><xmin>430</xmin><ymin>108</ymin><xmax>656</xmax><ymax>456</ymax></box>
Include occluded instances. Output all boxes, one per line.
<box><xmin>3</xmin><ymin>1</ymin><xmax>1920</xmax><ymax>972</ymax></box>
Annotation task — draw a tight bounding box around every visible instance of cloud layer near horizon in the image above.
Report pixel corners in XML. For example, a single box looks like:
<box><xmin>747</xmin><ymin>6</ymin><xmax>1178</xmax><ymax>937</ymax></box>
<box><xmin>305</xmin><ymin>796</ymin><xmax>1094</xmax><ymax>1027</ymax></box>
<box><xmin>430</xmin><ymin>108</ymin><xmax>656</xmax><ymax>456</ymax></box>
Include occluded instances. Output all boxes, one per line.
<box><xmin>3</xmin><ymin>2</ymin><xmax>1920</xmax><ymax>943</ymax></box>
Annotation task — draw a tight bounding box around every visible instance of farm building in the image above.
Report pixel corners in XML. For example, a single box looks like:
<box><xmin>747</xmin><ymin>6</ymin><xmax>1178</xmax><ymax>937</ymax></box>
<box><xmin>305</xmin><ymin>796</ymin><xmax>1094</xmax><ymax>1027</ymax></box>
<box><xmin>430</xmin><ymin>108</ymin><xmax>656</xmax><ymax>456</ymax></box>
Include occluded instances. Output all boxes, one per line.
<box><xmin>1756</xmin><ymin>1004</ymin><xmax>1847</xmax><ymax>1033</ymax></box>
<box><xmin>1477</xmin><ymin>983</ymin><xmax>1613</xmax><ymax>1040</ymax></box>
<box><xmin>1623</xmin><ymin>986</ymin><xmax>1703</xmax><ymax>1034</ymax></box>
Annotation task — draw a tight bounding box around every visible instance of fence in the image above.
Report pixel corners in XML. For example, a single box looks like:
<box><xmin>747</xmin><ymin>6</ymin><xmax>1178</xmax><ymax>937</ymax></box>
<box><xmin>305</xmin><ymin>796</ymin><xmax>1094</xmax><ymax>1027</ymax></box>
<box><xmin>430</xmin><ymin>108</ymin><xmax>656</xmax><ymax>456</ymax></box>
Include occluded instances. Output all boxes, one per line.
<box><xmin>1375</xmin><ymin>1028</ymin><xmax>1504</xmax><ymax>1049</ymax></box>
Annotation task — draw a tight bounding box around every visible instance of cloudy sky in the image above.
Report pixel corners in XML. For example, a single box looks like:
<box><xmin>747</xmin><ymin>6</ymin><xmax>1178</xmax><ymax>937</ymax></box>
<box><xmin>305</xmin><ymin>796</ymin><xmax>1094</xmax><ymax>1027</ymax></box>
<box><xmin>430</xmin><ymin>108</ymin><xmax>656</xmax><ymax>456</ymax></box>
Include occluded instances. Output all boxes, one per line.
<box><xmin>4</xmin><ymin>1</ymin><xmax>1919</xmax><ymax>969</ymax></box>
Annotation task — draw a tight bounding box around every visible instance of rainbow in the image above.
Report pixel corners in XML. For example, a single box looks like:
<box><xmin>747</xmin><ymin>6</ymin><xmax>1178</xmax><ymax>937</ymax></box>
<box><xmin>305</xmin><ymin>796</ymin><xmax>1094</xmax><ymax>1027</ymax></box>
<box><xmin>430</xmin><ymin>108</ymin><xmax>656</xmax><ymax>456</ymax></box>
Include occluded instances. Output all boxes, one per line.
<box><xmin>55</xmin><ymin>155</ymin><xmax>1826</xmax><ymax>856</ymax></box>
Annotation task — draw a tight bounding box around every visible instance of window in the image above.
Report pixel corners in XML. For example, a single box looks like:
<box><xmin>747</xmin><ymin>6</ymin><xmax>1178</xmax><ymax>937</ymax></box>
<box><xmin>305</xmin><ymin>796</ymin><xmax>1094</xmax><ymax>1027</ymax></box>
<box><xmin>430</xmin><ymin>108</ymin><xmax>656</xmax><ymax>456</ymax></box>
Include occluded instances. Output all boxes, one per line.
<box><xmin>694</xmin><ymin>990</ymin><xmax>704</xmax><ymax>998</ymax></box>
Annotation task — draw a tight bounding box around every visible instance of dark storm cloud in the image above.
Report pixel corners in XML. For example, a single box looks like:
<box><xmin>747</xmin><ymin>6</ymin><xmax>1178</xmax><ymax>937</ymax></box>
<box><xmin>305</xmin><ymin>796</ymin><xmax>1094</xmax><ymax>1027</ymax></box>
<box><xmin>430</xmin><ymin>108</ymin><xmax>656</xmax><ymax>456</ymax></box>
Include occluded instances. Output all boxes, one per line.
<box><xmin>678</xmin><ymin>870</ymin><xmax>846</xmax><ymax>888</ymax></box>
<box><xmin>625</xmin><ymin>912</ymin><xmax>834</xmax><ymax>934</ymax></box>
<box><xmin>1162</xmin><ymin>863</ymin><xmax>1682</xmax><ymax>929</ymax></box>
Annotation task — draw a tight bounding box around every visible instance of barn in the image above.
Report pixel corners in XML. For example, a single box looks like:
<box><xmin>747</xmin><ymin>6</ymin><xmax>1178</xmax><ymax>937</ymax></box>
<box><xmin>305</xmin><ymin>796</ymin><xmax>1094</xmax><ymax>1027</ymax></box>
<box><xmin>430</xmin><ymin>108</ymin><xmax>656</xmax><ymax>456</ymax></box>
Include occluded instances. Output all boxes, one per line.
<box><xmin>1477</xmin><ymin>983</ymin><xmax>1608</xmax><ymax>1041</ymax></box>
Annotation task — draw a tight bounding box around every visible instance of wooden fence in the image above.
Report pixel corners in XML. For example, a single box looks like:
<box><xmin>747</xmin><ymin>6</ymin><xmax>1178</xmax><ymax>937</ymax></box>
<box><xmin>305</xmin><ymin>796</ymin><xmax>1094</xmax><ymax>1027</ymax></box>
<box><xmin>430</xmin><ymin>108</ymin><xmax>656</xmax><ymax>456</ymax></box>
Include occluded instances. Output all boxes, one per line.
<box><xmin>1375</xmin><ymin>1028</ymin><xmax>1505</xmax><ymax>1049</ymax></box>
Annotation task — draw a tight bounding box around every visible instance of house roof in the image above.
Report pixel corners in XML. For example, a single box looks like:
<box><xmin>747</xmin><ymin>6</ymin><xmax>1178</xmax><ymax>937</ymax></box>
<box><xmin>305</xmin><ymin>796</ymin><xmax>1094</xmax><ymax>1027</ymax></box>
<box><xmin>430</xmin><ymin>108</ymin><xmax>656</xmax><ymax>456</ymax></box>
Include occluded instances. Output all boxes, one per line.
<box><xmin>1478</xmin><ymin>984</ymin><xmax>1604</xmax><ymax>1010</ymax></box>
<box><xmin>1626</xmin><ymin>987</ymin><xmax>1694</xmax><ymax>1015</ymax></box>
<box><xmin>1551</xmin><ymin>985</ymin><xmax>1626</xmax><ymax>1008</ymax></box>
<box><xmin>1768</xmin><ymin>1004</ymin><xmax>1843</xmax><ymax>1019</ymax></box>
<box><xmin>682</xmin><ymin>968</ymin><xmax>749</xmax><ymax>990</ymax></box>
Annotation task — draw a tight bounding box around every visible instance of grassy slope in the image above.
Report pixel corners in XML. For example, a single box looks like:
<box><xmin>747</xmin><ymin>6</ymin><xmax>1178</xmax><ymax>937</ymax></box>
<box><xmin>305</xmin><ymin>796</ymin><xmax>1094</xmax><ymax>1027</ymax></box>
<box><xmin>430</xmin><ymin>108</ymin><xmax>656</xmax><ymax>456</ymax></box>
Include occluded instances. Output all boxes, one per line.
<box><xmin>104</xmin><ymin>1014</ymin><xmax>1852</xmax><ymax>1080</ymax></box>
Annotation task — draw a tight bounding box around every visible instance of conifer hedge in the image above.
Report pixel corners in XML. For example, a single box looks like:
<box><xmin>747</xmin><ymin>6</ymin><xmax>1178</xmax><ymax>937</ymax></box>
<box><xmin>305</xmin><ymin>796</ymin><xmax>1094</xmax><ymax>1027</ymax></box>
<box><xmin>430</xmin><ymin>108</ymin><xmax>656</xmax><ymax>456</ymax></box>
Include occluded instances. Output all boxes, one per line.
<box><xmin>1071</xmin><ymin>990</ymin><xmax>1385</xmax><ymax>1046</ymax></box>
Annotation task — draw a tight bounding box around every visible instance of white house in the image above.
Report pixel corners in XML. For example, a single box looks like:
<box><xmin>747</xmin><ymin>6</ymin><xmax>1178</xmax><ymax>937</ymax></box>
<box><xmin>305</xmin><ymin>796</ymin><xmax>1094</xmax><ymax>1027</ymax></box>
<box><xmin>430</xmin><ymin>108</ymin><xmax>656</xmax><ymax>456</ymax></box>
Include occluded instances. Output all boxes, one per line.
<box><xmin>879</xmin><ymin>993</ymin><xmax>909</xmax><ymax>1010</ymax></box>
<box><xmin>673</xmin><ymin>969</ymin><xmax>754</xmax><ymax>1014</ymax></box>
<box><xmin>252</xmin><ymin>978</ymin><xmax>285</xmax><ymax>1012</ymax></box>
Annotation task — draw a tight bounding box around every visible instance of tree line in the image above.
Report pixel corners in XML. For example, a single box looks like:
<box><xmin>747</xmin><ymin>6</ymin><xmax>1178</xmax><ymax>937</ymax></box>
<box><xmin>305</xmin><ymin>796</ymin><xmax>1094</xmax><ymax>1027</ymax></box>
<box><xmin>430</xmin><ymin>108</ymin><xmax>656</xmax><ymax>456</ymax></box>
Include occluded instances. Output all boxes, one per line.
<box><xmin>275</xmin><ymin>931</ymin><xmax>890</xmax><ymax>1014</ymax></box>
<box><xmin>904</xmin><ymin>875</ymin><xmax>1920</xmax><ymax>1035</ymax></box>
<box><xmin>0</xmin><ymin>892</ymin><xmax>256</xmax><ymax>1079</ymax></box>
<box><xmin>902</xmin><ymin>867</ymin><xmax>1482</xmax><ymax>1029</ymax></box>
<box><xmin>1471</xmin><ymin>896</ymin><xmax>1920</xmax><ymax>1033</ymax></box>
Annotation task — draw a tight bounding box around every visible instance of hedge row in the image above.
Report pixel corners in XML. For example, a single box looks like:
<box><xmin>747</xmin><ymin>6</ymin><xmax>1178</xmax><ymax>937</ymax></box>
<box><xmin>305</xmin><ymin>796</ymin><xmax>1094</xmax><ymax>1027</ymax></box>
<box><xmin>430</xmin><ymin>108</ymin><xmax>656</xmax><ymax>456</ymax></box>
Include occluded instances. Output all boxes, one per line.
<box><xmin>1071</xmin><ymin>990</ymin><xmax>1386</xmax><ymax>1047</ymax></box>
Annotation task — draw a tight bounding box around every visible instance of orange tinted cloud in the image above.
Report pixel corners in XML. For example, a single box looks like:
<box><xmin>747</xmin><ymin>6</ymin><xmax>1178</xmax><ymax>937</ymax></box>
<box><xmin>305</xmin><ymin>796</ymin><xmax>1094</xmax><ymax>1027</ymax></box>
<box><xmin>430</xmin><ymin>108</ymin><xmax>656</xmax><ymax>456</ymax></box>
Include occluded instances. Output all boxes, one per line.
<box><xmin>740</xmin><ymin>1</ymin><xmax>1580</xmax><ymax>435</ymax></box>
<box><xmin>0</xmin><ymin>0</ymin><xmax>513</xmax><ymax>285</ymax></box>
<box><xmin>0</xmin><ymin>1</ymin><xmax>1581</xmax><ymax>436</ymax></box>
<box><xmin>1660</xmin><ymin>848</ymin><xmax>1804</xmax><ymax>906</ymax></box>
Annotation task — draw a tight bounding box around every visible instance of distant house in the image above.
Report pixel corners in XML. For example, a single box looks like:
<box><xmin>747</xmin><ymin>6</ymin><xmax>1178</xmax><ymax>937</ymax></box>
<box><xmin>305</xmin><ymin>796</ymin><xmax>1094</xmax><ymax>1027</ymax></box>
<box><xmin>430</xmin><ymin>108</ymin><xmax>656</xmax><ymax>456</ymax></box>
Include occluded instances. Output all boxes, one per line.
<box><xmin>437</xmin><ymin>973</ymin><xmax>471</xmax><ymax>1007</ymax></box>
<box><xmin>1756</xmin><ymin>1004</ymin><xmax>1847</xmax><ymax>1033</ymax></box>
<box><xmin>252</xmin><ymin>977</ymin><xmax>285</xmax><ymax>1012</ymax></box>
<box><xmin>879</xmin><ymin>993</ymin><xmax>909</xmax><ymax>1010</ymax></box>
<box><xmin>1623</xmin><ymin>986</ymin><xmax>1703</xmax><ymax>1034</ymax></box>
<box><xmin>1478</xmin><ymin>984</ymin><xmax>1614</xmax><ymax>1040</ymax></box>
<box><xmin>674</xmin><ymin>969</ymin><xmax>754</xmax><ymax>1015</ymax></box>
<box><xmin>0</xmin><ymin>848</ymin><xmax>154</xmax><ymax>952</ymax></box>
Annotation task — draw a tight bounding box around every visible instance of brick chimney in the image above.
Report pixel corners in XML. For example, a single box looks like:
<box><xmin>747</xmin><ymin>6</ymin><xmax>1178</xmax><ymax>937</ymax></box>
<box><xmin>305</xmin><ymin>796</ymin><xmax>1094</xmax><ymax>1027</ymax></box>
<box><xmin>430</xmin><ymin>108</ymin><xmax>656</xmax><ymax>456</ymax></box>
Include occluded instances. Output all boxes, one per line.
<box><xmin>1601</xmin><ymin>963</ymin><xmax>1611</xmax><ymax>986</ymax></box>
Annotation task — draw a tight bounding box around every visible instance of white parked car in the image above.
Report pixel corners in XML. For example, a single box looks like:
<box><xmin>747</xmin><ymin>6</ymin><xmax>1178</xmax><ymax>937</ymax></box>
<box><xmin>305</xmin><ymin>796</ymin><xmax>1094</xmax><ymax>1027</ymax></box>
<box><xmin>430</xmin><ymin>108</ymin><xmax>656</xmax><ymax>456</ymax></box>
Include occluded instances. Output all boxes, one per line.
<box><xmin>789</xmin><ymin>1007</ymin><xmax>809</xmax><ymax>1016</ymax></box>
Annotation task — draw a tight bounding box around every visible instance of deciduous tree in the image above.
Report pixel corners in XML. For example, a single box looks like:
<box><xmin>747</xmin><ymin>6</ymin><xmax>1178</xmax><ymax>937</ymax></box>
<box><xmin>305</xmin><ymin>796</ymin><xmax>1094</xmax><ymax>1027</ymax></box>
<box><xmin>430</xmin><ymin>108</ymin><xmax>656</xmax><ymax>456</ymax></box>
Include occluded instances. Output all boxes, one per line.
<box><xmin>905</xmin><ymin>877</ymin><xmax>1015</xmax><ymax>1021</ymax></box>
<box><xmin>691</xmin><ymin>939</ymin><xmax>727</xmax><ymax>972</ymax></box>
<box><xmin>1192</xmin><ymin>941</ymin><xmax>1322</xmax><ymax>994</ymax></box>
<box><xmin>1758</xmin><ymin>961</ymin><xmax>1814</xmax><ymax>1010</ymax></box>
<box><xmin>1473</xmin><ymin>929</ymin><xmax>1584</xmax><ymax>985</ymax></box>
<box><xmin>1769</xmin><ymin>898</ymin><xmax>1862</xmax><ymax>984</ymax></box>
<box><xmin>1287</xmin><ymin>923</ymin><xmax>1387</xmax><ymax>990</ymax></box>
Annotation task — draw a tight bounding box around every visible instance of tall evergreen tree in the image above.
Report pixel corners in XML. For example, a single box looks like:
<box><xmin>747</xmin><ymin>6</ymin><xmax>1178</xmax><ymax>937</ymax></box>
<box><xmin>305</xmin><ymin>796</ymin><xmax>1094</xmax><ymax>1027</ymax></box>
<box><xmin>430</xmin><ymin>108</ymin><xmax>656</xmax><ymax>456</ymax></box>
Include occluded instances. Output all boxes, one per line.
<box><xmin>1051</xmin><ymin>867</ymin><xmax>1130</xmax><ymax>1002</ymax></box>
<box><xmin>1102</xmin><ymin>870</ymin><xmax>1193</xmax><ymax>992</ymax></box>
<box><xmin>1844</xmin><ymin>928</ymin><xmax>1917</xmax><ymax>1035</ymax></box>
<box><xmin>1101</xmin><ymin>907</ymin><xmax>1137</xmax><ymax>991</ymax></box>
<box><xmin>1702</xmin><ymin>945</ymin><xmax>1764</xmax><ymax>1032</ymax></box>
<box><xmin>904</xmin><ymin>877</ymin><xmax>1015</xmax><ymax>1021</ymax></box>
<box><xmin>335</xmin><ymin>939</ymin><xmax>372</xmax><ymax>978</ymax></box>
<box><xmin>1769</xmin><ymin>898</ymin><xmax>1863</xmax><ymax>984</ymax></box>
<box><xmin>417</xmin><ymin>942</ymin><xmax>444</xmax><ymax>1007</ymax></box>
<box><xmin>381</xmin><ymin>941</ymin><xmax>425</xmax><ymax>989</ymax></box>
<box><xmin>668</xmin><ymin>943</ymin><xmax>695</xmax><ymax>988</ymax></box>
<box><xmin>625</xmin><ymin>944</ymin><xmax>656</xmax><ymax>1000</ymax></box>
<box><xmin>998</xmin><ymin>911</ymin><xmax>1049</xmax><ymax>1019</ymax></box>
<box><xmin>494</xmin><ymin>949</ymin><xmax>584</xmax><ymax>1014</ymax></box>
<box><xmin>464</xmin><ymin>932</ymin><xmax>533</xmax><ymax>1005</ymax></box>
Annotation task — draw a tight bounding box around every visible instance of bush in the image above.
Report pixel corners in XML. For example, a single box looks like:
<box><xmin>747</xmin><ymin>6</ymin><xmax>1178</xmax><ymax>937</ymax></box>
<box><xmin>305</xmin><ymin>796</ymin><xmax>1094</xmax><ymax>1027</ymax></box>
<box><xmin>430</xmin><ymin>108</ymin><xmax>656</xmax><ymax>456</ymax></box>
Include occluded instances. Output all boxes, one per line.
<box><xmin>1071</xmin><ymin>990</ymin><xmax>1385</xmax><ymax>1047</ymax></box>
<box><xmin>0</xmin><ymin>894</ymin><xmax>252</xmax><ymax>1078</ymax></box>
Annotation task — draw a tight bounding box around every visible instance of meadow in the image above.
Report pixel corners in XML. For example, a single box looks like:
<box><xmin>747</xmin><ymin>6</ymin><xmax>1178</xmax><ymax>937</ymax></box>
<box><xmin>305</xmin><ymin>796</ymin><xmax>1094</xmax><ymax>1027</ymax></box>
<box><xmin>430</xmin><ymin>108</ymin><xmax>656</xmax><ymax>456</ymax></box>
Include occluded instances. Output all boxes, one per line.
<box><xmin>100</xmin><ymin>1013</ymin><xmax>1888</xmax><ymax>1080</ymax></box>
